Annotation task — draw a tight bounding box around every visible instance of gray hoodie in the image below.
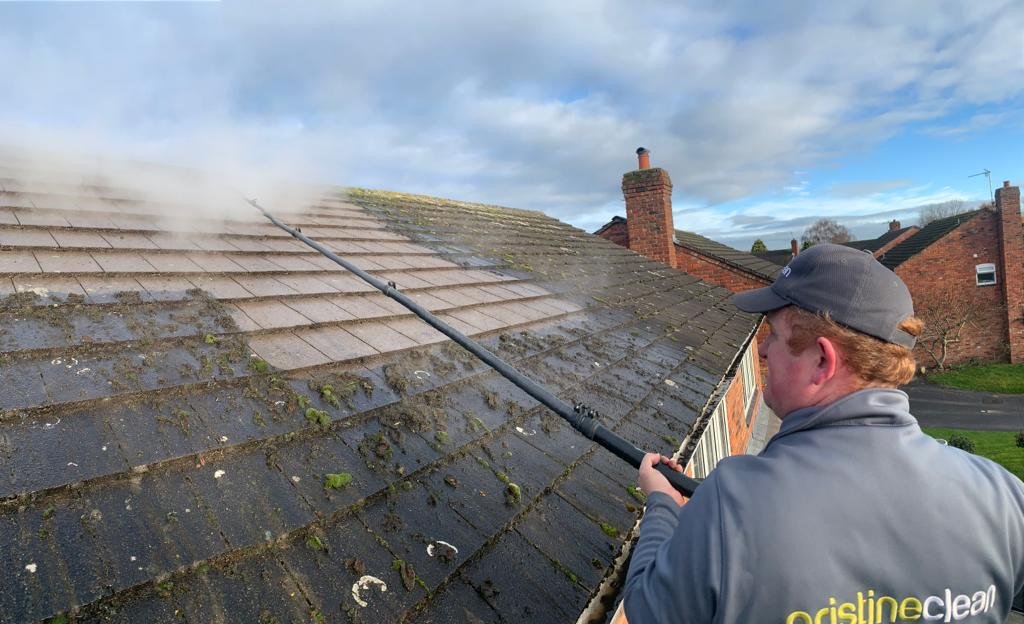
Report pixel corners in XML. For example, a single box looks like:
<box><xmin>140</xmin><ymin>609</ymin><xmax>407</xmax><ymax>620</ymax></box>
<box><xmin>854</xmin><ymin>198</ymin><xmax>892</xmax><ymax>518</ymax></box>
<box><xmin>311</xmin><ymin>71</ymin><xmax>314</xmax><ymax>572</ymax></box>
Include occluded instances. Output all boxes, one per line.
<box><xmin>623</xmin><ymin>388</ymin><xmax>1024</xmax><ymax>623</ymax></box>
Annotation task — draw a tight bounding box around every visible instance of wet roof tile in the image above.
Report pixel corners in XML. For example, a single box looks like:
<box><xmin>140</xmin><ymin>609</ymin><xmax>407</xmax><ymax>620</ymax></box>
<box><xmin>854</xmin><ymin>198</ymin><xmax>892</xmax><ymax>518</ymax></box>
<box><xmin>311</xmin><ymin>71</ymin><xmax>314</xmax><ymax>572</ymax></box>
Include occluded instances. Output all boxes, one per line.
<box><xmin>292</xmin><ymin>326</ymin><xmax>379</xmax><ymax>360</ymax></box>
<box><xmin>282</xmin><ymin>297</ymin><xmax>354</xmax><ymax>323</ymax></box>
<box><xmin>346</xmin><ymin>321</ymin><xmax>420</xmax><ymax>352</ymax></box>
<box><xmin>50</xmin><ymin>229</ymin><xmax>111</xmax><ymax>249</ymax></box>
<box><xmin>0</xmin><ymin>227</ymin><xmax>59</xmax><ymax>247</ymax></box>
<box><xmin>234</xmin><ymin>299</ymin><xmax>312</xmax><ymax>329</ymax></box>
<box><xmin>100</xmin><ymin>231</ymin><xmax>159</xmax><ymax>249</ymax></box>
<box><xmin>91</xmin><ymin>252</ymin><xmax>157</xmax><ymax>273</ymax></box>
<box><xmin>247</xmin><ymin>331</ymin><xmax>332</xmax><ymax>369</ymax></box>
<box><xmin>35</xmin><ymin>250</ymin><xmax>102</xmax><ymax>273</ymax></box>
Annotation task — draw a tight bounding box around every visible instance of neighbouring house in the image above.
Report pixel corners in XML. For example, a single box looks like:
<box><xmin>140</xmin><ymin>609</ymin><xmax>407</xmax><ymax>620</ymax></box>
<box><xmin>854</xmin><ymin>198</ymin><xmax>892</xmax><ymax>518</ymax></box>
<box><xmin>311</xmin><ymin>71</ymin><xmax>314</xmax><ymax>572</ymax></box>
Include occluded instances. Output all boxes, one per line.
<box><xmin>843</xmin><ymin>220</ymin><xmax>920</xmax><ymax>257</ymax></box>
<box><xmin>0</xmin><ymin>153</ymin><xmax>764</xmax><ymax>623</ymax></box>
<box><xmin>755</xmin><ymin>221</ymin><xmax>920</xmax><ymax>269</ymax></box>
<box><xmin>595</xmin><ymin>151</ymin><xmax>778</xmax><ymax>294</ymax></box>
<box><xmin>875</xmin><ymin>181</ymin><xmax>1023</xmax><ymax>367</ymax></box>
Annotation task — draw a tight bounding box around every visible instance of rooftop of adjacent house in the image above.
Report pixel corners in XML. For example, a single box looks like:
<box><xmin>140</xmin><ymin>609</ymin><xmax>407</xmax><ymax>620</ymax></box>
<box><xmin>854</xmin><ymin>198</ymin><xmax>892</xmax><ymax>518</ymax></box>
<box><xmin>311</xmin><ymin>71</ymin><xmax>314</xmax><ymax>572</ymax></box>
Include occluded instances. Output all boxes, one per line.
<box><xmin>0</xmin><ymin>158</ymin><xmax>758</xmax><ymax>623</ymax></box>
<box><xmin>672</xmin><ymin>230</ymin><xmax>781</xmax><ymax>281</ymax></box>
<box><xmin>593</xmin><ymin>216</ymin><xmax>779</xmax><ymax>282</ymax></box>
<box><xmin>842</xmin><ymin>226</ymin><xmax>916</xmax><ymax>253</ymax></box>
<box><xmin>879</xmin><ymin>209</ymin><xmax>985</xmax><ymax>269</ymax></box>
<box><xmin>754</xmin><ymin>248</ymin><xmax>795</xmax><ymax>268</ymax></box>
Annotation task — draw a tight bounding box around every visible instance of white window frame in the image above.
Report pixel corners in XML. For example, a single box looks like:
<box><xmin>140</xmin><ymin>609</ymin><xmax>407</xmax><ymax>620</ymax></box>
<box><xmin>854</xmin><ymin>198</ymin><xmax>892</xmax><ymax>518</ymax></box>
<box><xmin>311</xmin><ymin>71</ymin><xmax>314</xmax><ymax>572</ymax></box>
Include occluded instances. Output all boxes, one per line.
<box><xmin>687</xmin><ymin>400</ymin><xmax>732</xmax><ymax>479</ymax></box>
<box><xmin>739</xmin><ymin>347</ymin><xmax>757</xmax><ymax>405</ymax></box>
<box><xmin>976</xmin><ymin>263</ymin><xmax>997</xmax><ymax>286</ymax></box>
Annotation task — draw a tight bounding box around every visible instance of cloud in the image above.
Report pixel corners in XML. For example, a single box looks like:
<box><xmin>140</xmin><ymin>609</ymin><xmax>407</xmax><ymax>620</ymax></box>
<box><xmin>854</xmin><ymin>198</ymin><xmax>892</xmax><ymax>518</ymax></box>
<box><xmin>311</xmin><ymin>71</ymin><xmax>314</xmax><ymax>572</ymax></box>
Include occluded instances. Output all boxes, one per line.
<box><xmin>0</xmin><ymin>0</ymin><xmax>1020</xmax><ymax>230</ymax></box>
<box><xmin>827</xmin><ymin>179</ymin><xmax>914</xmax><ymax>197</ymax></box>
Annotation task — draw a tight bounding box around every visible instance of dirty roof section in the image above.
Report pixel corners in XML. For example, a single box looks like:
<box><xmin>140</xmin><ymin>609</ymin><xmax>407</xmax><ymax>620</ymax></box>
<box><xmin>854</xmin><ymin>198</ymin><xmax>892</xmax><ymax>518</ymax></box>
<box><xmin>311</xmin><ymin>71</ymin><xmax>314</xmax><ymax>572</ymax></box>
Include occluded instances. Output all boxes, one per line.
<box><xmin>842</xmin><ymin>226</ymin><xmax>915</xmax><ymax>253</ymax></box>
<box><xmin>0</xmin><ymin>165</ymin><xmax>756</xmax><ymax>624</ymax></box>
<box><xmin>673</xmin><ymin>229</ymin><xmax>780</xmax><ymax>281</ymax></box>
<box><xmin>879</xmin><ymin>210</ymin><xmax>984</xmax><ymax>269</ymax></box>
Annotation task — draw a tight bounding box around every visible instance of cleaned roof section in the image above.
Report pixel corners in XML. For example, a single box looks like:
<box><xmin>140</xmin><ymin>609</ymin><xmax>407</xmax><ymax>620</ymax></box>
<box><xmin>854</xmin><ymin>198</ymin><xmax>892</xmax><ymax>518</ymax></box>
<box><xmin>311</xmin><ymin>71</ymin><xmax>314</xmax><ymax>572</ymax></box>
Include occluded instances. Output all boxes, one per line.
<box><xmin>879</xmin><ymin>210</ymin><xmax>984</xmax><ymax>269</ymax></box>
<box><xmin>0</xmin><ymin>166</ymin><xmax>757</xmax><ymax>623</ymax></box>
<box><xmin>673</xmin><ymin>229</ymin><xmax>780</xmax><ymax>281</ymax></box>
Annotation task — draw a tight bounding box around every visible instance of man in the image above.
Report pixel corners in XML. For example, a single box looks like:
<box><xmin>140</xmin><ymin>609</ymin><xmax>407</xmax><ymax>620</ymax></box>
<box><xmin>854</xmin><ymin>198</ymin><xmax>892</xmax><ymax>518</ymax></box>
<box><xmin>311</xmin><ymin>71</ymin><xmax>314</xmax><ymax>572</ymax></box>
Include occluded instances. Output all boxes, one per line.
<box><xmin>623</xmin><ymin>244</ymin><xmax>1024</xmax><ymax>623</ymax></box>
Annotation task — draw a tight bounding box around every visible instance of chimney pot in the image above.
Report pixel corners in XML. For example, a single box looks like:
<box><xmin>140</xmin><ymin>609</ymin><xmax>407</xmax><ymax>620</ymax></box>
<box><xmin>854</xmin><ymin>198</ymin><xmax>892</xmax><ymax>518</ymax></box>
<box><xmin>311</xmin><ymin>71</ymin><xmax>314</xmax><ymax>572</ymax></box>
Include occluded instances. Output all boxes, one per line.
<box><xmin>636</xmin><ymin>147</ymin><xmax>650</xmax><ymax>170</ymax></box>
<box><xmin>791</xmin><ymin>238</ymin><xmax>799</xmax><ymax>256</ymax></box>
<box><xmin>1005</xmin><ymin>180</ymin><xmax>1011</xmax><ymax>188</ymax></box>
<box><xmin>889</xmin><ymin>219</ymin><xmax>900</xmax><ymax>231</ymax></box>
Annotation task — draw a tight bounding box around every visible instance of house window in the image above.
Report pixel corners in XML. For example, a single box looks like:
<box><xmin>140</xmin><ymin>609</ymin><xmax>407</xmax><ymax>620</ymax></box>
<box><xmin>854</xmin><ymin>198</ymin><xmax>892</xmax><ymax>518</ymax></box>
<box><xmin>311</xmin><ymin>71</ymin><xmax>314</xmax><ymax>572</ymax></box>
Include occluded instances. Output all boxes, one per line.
<box><xmin>976</xmin><ymin>263</ymin><xmax>997</xmax><ymax>286</ymax></box>
<box><xmin>688</xmin><ymin>401</ymin><xmax>731</xmax><ymax>479</ymax></box>
<box><xmin>739</xmin><ymin>347</ymin><xmax>757</xmax><ymax>405</ymax></box>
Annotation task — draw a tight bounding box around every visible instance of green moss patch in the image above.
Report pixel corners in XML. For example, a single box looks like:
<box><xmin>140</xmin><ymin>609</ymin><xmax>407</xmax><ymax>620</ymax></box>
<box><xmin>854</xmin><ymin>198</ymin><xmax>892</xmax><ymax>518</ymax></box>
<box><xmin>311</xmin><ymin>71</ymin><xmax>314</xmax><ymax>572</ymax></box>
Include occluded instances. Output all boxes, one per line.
<box><xmin>324</xmin><ymin>472</ymin><xmax>353</xmax><ymax>489</ymax></box>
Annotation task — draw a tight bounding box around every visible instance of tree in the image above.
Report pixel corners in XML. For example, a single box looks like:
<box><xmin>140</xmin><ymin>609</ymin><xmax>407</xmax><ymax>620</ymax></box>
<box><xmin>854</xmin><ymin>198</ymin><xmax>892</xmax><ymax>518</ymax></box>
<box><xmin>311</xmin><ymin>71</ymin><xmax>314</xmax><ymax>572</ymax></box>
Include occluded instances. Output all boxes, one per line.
<box><xmin>914</xmin><ymin>287</ymin><xmax>978</xmax><ymax>370</ymax></box>
<box><xmin>919</xmin><ymin>199</ymin><xmax>969</xmax><ymax>226</ymax></box>
<box><xmin>801</xmin><ymin>239</ymin><xmax>814</xmax><ymax>251</ymax></box>
<box><xmin>801</xmin><ymin>218</ymin><xmax>852</xmax><ymax>247</ymax></box>
<box><xmin>750</xmin><ymin>239</ymin><xmax>767</xmax><ymax>253</ymax></box>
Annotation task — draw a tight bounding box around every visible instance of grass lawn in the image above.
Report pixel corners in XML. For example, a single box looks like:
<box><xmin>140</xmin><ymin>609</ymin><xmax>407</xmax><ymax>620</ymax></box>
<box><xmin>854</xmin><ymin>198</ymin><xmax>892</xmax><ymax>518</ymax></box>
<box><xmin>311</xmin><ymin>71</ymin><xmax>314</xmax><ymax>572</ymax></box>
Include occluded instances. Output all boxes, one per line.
<box><xmin>922</xmin><ymin>427</ymin><xmax>1024</xmax><ymax>481</ymax></box>
<box><xmin>927</xmin><ymin>363</ymin><xmax>1024</xmax><ymax>394</ymax></box>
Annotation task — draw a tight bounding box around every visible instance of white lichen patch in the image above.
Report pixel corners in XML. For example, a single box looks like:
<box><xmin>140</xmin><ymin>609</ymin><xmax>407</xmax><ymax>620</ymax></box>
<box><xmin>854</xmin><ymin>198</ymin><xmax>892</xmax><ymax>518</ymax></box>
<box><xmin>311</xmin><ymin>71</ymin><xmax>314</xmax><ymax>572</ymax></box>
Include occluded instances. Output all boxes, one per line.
<box><xmin>352</xmin><ymin>575</ymin><xmax>387</xmax><ymax>608</ymax></box>
<box><xmin>218</xmin><ymin>436</ymin><xmax>228</xmax><ymax>443</ymax></box>
<box><xmin>664</xmin><ymin>379</ymin><xmax>677</xmax><ymax>388</ymax></box>
<box><xmin>413</xmin><ymin>370</ymin><xmax>431</xmax><ymax>379</ymax></box>
<box><xmin>514</xmin><ymin>426</ymin><xmax>537</xmax><ymax>437</ymax></box>
<box><xmin>291</xmin><ymin>476</ymin><xmax>301</xmax><ymax>483</ymax></box>
<box><xmin>24</xmin><ymin>563</ymin><xmax>36</xmax><ymax>573</ymax></box>
<box><xmin>426</xmin><ymin>540</ymin><xmax>459</xmax><ymax>558</ymax></box>
<box><xmin>213</xmin><ymin>470</ymin><xmax>225</xmax><ymax>479</ymax></box>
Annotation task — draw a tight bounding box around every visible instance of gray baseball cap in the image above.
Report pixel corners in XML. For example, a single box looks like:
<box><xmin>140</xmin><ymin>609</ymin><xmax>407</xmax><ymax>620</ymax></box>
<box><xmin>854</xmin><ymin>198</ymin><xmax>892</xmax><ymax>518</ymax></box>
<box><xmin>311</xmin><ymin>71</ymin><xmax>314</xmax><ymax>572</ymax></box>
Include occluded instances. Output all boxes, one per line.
<box><xmin>731</xmin><ymin>243</ymin><xmax>917</xmax><ymax>348</ymax></box>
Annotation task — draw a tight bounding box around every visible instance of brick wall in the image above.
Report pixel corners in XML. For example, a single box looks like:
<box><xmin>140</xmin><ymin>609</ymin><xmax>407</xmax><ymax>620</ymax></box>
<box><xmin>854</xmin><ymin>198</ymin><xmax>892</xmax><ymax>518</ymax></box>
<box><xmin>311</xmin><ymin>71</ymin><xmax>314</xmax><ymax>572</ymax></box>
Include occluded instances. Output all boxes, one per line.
<box><xmin>674</xmin><ymin>246</ymin><xmax>772</xmax><ymax>292</ymax></box>
<box><xmin>724</xmin><ymin>339</ymin><xmax>762</xmax><ymax>456</ymax></box>
<box><xmin>896</xmin><ymin>210</ymin><xmax>1009</xmax><ymax>367</ymax></box>
<box><xmin>598</xmin><ymin>219</ymin><xmax>630</xmax><ymax>248</ymax></box>
<box><xmin>995</xmin><ymin>182</ymin><xmax>1024</xmax><ymax>363</ymax></box>
<box><xmin>621</xmin><ymin>168</ymin><xmax>676</xmax><ymax>267</ymax></box>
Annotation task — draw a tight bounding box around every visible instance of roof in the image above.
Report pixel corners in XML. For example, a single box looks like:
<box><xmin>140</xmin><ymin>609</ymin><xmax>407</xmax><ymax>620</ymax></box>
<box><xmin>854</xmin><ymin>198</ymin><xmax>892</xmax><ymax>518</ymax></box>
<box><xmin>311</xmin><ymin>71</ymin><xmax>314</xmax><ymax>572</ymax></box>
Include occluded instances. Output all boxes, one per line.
<box><xmin>593</xmin><ymin>215</ymin><xmax>625</xmax><ymax>237</ymax></box>
<box><xmin>0</xmin><ymin>159</ymin><xmax>758</xmax><ymax>623</ymax></box>
<box><xmin>879</xmin><ymin>210</ymin><xmax>984</xmax><ymax>269</ymax></box>
<box><xmin>843</xmin><ymin>226</ymin><xmax>915</xmax><ymax>253</ymax></box>
<box><xmin>754</xmin><ymin>249</ymin><xmax>795</xmax><ymax>267</ymax></box>
<box><xmin>673</xmin><ymin>230</ymin><xmax>780</xmax><ymax>281</ymax></box>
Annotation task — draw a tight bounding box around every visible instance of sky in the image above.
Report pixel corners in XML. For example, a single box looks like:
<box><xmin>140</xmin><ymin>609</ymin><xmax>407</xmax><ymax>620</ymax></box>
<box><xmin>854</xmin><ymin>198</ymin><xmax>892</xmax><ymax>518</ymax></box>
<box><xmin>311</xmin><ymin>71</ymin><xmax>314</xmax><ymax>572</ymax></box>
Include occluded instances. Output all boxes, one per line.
<box><xmin>0</xmin><ymin>1</ymin><xmax>1021</xmax><ymax>250</ymax></box>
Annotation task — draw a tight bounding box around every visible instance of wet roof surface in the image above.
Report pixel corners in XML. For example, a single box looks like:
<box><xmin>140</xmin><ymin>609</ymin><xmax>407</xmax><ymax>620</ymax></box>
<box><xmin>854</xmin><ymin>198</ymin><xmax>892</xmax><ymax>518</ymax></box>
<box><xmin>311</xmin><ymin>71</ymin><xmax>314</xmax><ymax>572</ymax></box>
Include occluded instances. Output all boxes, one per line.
<box><xmin>0</xmin><ymin>168</ymin><xmax>756</xmax><ymax>623</ymax></box>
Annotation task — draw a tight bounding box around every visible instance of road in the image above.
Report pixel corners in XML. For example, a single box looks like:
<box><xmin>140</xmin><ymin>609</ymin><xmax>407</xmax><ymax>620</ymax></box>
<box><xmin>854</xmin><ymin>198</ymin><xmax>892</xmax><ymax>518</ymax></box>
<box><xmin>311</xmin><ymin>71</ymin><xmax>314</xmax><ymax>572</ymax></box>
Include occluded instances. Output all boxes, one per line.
<box><xmin>903</xmin><ymin>380</ymin><xmax>1024</xmax><ymax>431</ymax></box>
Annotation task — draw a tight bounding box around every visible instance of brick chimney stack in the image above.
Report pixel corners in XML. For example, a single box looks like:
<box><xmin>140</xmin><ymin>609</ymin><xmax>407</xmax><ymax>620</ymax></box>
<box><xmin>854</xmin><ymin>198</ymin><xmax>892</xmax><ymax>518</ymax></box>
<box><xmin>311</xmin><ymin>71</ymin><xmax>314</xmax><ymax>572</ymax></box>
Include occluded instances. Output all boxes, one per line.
<box><xmin>889</xmin><ymin>220</ymin><xmax>901</xmax><ymax>231</ymax></box>
<box><xmin>790</xmin><ymin>238</ymin><xmax>799</xmax><ymax>257</ymax></box>
<box><xmin>995</xmin><ymin>180</ymin><xmax>1024</xmax><ymax>363</ymax></box>
<box><xmin>622</xmin><ymin>148</ymin><xmax>675</xmax><ymax>267</ymax></box>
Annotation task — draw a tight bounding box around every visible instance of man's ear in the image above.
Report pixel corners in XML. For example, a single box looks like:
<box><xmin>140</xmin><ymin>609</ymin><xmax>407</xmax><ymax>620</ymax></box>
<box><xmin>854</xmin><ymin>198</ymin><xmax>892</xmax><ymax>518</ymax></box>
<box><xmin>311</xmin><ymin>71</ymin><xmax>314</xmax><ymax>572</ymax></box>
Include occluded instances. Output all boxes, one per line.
<box><xmin>812</xmin><ymin>336</ymin><xmax>840</xmax><ymax>385</ymax></box>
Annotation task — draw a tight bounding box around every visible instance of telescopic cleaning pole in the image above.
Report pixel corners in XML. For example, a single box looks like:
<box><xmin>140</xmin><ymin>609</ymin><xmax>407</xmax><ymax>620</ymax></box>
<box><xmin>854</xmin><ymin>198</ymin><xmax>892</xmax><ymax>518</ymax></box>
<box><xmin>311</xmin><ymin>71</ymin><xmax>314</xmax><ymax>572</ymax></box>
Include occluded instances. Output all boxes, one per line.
<box><xmin>249</xmin><ymin>198</ymin><xmax>700</xmax><ymax>498</ymax></box>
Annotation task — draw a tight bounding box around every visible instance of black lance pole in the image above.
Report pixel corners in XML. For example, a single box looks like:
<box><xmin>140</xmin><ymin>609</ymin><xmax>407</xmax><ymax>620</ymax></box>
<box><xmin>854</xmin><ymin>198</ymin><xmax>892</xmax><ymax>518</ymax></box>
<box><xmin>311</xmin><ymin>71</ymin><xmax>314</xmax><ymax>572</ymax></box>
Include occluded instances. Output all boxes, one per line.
<box><xmin>248</xmin><ymin>198</ymin><xmax>700</xmax><ymax>498</ymax></box>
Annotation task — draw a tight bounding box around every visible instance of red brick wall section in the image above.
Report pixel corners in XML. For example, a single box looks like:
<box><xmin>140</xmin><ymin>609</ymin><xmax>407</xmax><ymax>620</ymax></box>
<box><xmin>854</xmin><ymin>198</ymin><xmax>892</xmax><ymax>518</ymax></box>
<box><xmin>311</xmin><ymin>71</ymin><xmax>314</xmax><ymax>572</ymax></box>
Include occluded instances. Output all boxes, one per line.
<box><xmin>896</xmin><ymin>210</ymin><xmax>1009</xmax><ymax>367</ymax></box>
<box><xmin>724</xmin><ymin>340</ymin><xmax>763</xmax><ymax>456</ymax></box>
<box><xmin>674</xmin><ymin>246</ymin><xmax>772</xmax><ymax>293</ymax></box>
<box><xmin>622</xmin><ymin>168</ymin><xmax>676</xmax><ymax>267</ymax></box>
<box><xmin>597</xmin><ymin>220</ymin><xmax>630</xmax><ymax>248</ymax></box>
<box><xmin>995</xmin><ymin>182</ymin><xmax>1024</xmax><ymax>363</ymax></box>
<box><xmin>874</xmin><ymin>226</ymin><xmax>919</xmax><ymax>258</ymax></box>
